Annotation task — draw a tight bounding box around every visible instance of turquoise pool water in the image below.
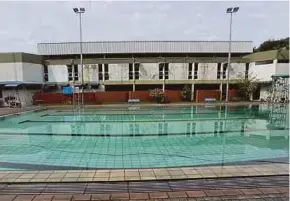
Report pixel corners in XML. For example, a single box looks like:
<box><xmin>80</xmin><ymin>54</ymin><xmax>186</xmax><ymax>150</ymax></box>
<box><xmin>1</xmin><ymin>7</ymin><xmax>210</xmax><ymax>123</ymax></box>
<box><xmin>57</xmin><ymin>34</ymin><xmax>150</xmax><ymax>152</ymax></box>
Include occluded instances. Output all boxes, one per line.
<box><xmin>0</xmin><ymin>104</ymin><xmax>289</xmax><ymax>170</ymax></box>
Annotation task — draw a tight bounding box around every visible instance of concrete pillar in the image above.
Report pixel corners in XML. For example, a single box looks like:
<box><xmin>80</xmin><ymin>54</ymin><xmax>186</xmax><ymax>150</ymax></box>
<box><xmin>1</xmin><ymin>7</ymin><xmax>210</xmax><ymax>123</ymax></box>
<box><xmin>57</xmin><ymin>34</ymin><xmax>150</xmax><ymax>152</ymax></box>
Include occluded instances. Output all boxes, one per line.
<box><xmin>102</xmin><ymin>64</ymin><xmax>105</xmax><ymax>82</ymax></box>
<box><xmin>133</xmin><ymin>63</ymin><xmax>135</xmax><ymax>92</ymax></box>
<box><xmin>219</xmin><ymin>83</ymin><xmax>223</xmax><ymax>101</ymax></box>
<box><xmin>162</xmin><ymin>66</ymin><xmax>165</xmax><ymax>92</ymax></box>
<box><xmin>191</xmin><ymin>83</ymin><xmax>195</xmax><ymax>101</ymax></box>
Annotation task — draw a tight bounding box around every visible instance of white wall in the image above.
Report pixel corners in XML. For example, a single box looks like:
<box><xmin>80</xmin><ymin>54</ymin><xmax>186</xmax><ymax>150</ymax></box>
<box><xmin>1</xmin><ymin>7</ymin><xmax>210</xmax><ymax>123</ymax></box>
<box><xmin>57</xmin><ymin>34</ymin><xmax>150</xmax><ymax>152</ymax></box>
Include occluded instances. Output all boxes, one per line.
<box><xmin>198</xmin><ymin>63</ymin><xmax>217</xmax><ymax>80</ymax></box>
<box><xmin>109</xmin><ymin>64</ymin><xmax>129</xmax><ymax>81</ymax></box>
<box><xmin>230</xmin><ymin>63</ymin><xmax>246</xmax><ymax>79</ymax></box>
<box><xmin>48</xmin><ymin>65</ymin><xmax>68</xmax><ymax>83</ymax></box>
<box><xmin>139</xmin><ymin>63</ymin><xmax>159</xmax><ymax>80</ymax></box>
<box><xmin>276</xmin><ymin>63</ymin><xmax>289</xmax><ymax>75</ymax></box>
<box><xmin>169</xmin><ymin>63</ymin><xmax>188</xmax><ymax>80</ymax></box>
<box><xmin>22</xmin><ymin>63</ymin><xmax>44</xmax><ymax>82</ymax></box>
<box><xmin>0</xmin><ymin>63</ymin><xmax>23</xmax><ymax>81</ymax></box>
<box><xmin>83</xmin><ymin>64</ymin><xmax>98</xmax><ymax>83</ymax></box>
<box><xmin>249</xmin><ymin>62</ymin><xmax>276</xmax><ymax>82</ymax></box>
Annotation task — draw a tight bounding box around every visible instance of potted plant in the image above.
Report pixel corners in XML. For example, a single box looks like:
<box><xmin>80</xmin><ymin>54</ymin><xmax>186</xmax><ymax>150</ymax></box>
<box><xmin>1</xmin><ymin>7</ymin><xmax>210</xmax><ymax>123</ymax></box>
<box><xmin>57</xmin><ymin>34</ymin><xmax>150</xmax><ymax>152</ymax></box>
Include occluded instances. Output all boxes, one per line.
<box><xmin>149</xmin><ymin>88</ymin><xmax>165</xmax><ymax>103</ymax></box>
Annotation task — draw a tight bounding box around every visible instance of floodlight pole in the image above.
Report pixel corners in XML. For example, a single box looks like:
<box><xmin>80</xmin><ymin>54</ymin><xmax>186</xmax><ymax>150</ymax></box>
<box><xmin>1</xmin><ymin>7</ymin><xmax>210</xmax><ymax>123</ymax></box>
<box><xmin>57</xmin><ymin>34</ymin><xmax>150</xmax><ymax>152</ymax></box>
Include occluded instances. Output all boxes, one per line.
<box><xmin>225</xmin><ymin>12</ymin><xmax>233</xmax><ymax>102</ymax></box>
<box><xmin>73</xmin><ymin>8</ymin><xmax>85</xmax><ymax>106</ymax></box>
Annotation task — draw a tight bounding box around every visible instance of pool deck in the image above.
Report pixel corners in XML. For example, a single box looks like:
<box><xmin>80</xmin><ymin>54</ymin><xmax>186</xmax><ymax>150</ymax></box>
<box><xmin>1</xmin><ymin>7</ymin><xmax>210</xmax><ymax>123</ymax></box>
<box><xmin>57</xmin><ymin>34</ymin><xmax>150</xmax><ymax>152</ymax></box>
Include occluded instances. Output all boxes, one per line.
<box><xmin>0</xmin><ymin>163</ymin><xmax>288</xmax><ymax>183</ymax></box>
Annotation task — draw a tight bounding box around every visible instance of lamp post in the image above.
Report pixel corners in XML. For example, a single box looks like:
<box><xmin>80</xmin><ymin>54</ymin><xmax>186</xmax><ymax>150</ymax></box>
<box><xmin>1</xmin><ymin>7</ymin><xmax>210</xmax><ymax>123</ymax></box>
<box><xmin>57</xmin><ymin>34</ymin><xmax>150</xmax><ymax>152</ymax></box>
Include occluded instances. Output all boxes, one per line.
<box><xmin>73</xmin><ymin>7</ymin><xmax>85</xmax><ymax>106</ymax></box>
<box><xmin>225</xmin><ymin>7</ymin><xmax>239</xmax><ymax>102</ymax></box>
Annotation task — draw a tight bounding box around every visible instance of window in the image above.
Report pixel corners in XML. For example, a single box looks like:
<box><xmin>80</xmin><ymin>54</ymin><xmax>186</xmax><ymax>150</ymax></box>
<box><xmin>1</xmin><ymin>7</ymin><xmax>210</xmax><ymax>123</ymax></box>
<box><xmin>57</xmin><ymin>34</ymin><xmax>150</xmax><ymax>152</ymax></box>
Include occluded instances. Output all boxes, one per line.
<box><xmin>188</xmin><ymin>63</ymin><xmax>193</xmax><ymax>79</ymax></box>
<box><xmin>44</xmin><ymin>65</ymin><xmax>48</xmax><ymax>82</ymax></box>
<box><xmin>134</xmin><ymin>63</ymin><xmax>140</xmax><ymax>80</ymax></box>
<box><xmin>255</xmin><ymin>60</ymin><xmax>273</xmax><ymax>65</ymax></box>
<box><xmin>129</xmin><ymin>63</ymin><xmax>133</xmax><ymax>80</ymax></box>
<box><xmin>245</xmin><ymin>63</ymin><xmax>249</xmax><ymax>79</ymax></box>
<box><xmin>222</xmin><ymin>63</ymin><xmax>228</xmax><ymax>79</ymax></box>
<box><xmin>277</xmin><ymin>60</ymin><xmax>289</xmax><ymax>63</ymax></box>
<box><xmin>73</xmin><ymin>65</ymin><xmax>79</xmax><ymax>81</ymax></box>
<box><xmin>104</xmin><ymin>64</ymin><xmax>109</xmax><ymax>80</ymax></box>
<box><xmin>217</xmin><ymin>63</ymin><xmax>221</xmax><ymax>79</ymax></box>
<box><xmin>67</xmin><ymin>65</ymin><xmax>73</xmax><ymax>81</ymax></box>
<box><xmin>98</xmin><ymin>64</ymin><xmax>103</xmax><ymax>81</ymax></box>
<box><xmin>194</xmin><ymin>63</ymin><xmax>198</xmax><ymax>80</ymax></box>
<box><xmin>159</xmin><ymin>63</ymin><xmax>169</xmax><ymax>80</ymax></box>
<box><xmin>67</xmin><ymin>65</ymin><xmax>79</xmax><ymax>81</ymax></box>
<box><xmin>129</xmin><ymin>63</ymin><xmax>140</xmax><ymax>80</ymax></box>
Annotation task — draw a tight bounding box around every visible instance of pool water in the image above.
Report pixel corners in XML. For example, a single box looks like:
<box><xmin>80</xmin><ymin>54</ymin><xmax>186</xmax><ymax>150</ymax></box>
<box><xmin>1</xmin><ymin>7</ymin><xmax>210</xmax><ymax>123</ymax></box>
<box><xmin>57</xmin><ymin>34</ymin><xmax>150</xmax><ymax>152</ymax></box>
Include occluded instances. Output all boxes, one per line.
<box><xmin>0</xmin><ymin>104</ymin><xmax>289</xmax><ymax>170</ymax></box>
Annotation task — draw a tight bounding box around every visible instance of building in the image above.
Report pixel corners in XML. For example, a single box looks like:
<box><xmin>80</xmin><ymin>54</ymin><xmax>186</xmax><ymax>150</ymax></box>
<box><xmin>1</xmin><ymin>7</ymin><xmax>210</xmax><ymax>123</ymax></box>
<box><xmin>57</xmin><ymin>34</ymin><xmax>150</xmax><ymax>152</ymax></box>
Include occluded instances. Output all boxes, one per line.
<box><xmin>0</xmin><ymin>41</ymin><xmax>289</xmax><ymax>106</ymax></box>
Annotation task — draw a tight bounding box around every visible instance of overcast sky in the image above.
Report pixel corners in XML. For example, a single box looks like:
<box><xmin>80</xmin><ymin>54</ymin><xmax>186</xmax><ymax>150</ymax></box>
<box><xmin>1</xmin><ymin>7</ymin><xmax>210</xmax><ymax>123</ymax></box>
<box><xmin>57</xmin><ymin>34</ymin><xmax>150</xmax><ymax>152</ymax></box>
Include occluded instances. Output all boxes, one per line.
<box><xmin>0</xmin><ymin>1</ymin><xmax>289</xmax><ymax>53</ymax></box>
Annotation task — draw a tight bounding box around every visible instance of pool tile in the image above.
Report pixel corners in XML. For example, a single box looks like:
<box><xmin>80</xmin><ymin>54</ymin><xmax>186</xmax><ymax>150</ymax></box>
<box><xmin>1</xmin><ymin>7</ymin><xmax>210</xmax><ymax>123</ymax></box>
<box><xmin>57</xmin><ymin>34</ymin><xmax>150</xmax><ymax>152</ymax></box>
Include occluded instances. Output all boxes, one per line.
<box><xmin>139</xmin><ymin>171</ymin><xmax>155</xmax><ymax>177</ymax></box>
<box><xmin>141</xmin><ymin>176</ymin><xmax>157</xmax><ymax>180</ymax></box>
<box><xmin>156</xmin><ymin>175</ymin><xmax>172</xmax><ymax>179</ymax></box>
<box><xmin>109</xmin><ymin>176</ymin><xmax>124</xmax><ymax>181</ymax></box>
<box><xmin>94</xmin><ymin>172</ymin><xmax>110</xmax><ymax>177</ymax></box>
<box><xmin>18</xmin><ymin>173</ymin><xmax>36</xmax><ymax>179</ymax></box>
<box><xmin>125</xmin><ymin>176</ymin><xmax>140</xmax><ymax>181</ymax></box>
<box><xmin>92</xmin><ymin>177</ymin><xmax>109</xmax><ymax>181</ymax></box>
<box><xmin>65</xmin><ymin>172</ymin><xmax>81</xmax><ymax>178</ymax></box>
<box><xmin>77</xmin><ymin>177</ymin><xmax>93</xmax><ymax>182</ymax></box>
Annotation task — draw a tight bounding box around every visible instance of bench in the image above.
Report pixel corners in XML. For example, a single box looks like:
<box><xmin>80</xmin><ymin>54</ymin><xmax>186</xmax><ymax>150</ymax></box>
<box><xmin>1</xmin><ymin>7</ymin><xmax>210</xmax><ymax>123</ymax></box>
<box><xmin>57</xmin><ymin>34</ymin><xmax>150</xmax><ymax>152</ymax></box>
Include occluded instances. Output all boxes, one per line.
<box><xmin>128</xmin><ymin>99</ymin><xmax>140</xmax><ymax>103</ymax></box>
<box><xmin>205</xmin><ymin>98</ymin><xmax>216</xmax><ymax>103</ymax></box>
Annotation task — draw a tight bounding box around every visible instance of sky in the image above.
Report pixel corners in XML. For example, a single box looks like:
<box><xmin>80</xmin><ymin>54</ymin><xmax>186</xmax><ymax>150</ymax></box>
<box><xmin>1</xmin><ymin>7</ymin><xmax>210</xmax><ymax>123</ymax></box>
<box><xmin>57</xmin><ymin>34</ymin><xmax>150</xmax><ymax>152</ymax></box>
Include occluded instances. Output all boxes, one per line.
<box><xmin>0</xmin><ymin>1</ymin><xmax>289</xmax><ymax>53</ymax></box>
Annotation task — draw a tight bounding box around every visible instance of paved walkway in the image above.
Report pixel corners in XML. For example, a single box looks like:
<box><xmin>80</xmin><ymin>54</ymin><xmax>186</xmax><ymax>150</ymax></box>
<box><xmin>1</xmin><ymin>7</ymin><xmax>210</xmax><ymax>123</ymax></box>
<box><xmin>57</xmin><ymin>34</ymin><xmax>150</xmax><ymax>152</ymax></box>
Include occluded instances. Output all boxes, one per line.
<box><xmin>0</xmin><ymin>107</ymin><xmax>41</xmax><ymax>117</ymax></box>
<box><xmin>0</xmin><ymin>176</ymin><xmax>288</xmax><ymax>200</ymax></box>
<box><xmin>0</xmin><ymin>164</ymin><xmax>288</xmax><ymax>183</ymax></box>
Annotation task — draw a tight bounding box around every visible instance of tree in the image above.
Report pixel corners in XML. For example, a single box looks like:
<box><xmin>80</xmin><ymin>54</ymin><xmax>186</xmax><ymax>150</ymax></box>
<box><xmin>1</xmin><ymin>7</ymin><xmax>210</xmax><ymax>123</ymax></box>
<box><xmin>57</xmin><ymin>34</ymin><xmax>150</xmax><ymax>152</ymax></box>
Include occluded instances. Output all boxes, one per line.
<box><xmin>236</xmin><ymin>76</ymin><xmax>259</xmax><ymax>101</ymax></box>
<box><xmin>181</xmin><ymin>85</ymin><xmax>192</xmax><ymax>101</ymax></box>
<box><xmin>254</xmin><ymin>37</ymin><xmax>289</xmax><ymax>52</ymax></box>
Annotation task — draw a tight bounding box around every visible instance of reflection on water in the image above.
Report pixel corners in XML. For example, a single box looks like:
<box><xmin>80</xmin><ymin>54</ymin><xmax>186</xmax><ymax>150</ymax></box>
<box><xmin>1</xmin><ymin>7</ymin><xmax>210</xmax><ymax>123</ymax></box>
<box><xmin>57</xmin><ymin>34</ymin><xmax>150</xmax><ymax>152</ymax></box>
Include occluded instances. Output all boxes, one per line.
<box><xmin>0</xmin><ymin>104</ymin><xmax>288</xmax><ymax>170</ymax></box>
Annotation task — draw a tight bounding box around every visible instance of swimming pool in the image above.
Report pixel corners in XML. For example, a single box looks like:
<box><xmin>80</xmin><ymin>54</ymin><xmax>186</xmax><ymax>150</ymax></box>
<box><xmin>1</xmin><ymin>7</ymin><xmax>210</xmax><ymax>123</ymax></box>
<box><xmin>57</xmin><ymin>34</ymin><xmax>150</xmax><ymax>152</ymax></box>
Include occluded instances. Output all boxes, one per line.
<box><xmin>0</xmin><ymin>104</ymin><xmax>288</xmax><ymax>170</ymax></box>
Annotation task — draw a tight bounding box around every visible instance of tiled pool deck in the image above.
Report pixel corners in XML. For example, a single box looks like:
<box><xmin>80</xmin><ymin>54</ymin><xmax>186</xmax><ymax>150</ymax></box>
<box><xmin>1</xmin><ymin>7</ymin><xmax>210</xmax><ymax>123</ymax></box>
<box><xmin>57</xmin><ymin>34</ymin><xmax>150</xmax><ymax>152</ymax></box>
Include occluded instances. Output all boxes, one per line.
<box><xmin>0</xmin><ymin>163</ymin><xmax>288</xmax><ymax>183</ymax></box>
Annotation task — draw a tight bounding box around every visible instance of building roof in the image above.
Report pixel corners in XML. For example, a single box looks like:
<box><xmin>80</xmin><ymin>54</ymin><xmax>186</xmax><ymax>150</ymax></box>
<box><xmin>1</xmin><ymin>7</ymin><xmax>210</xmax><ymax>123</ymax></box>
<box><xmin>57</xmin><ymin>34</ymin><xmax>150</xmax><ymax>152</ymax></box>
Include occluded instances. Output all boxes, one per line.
<box><xmin>0</xmin><ymin>52</ymin><xmax>42</xmax><ymax>64</ymax></box>
<box><xmin>37</xmin><ymin>40</ymin><xmax>253</xmax><ymax>55</ymax></box>
<box><xmin>243</xmin><ymin>49</ymin><xmax>289</xmax><ymax>62</ymax></box>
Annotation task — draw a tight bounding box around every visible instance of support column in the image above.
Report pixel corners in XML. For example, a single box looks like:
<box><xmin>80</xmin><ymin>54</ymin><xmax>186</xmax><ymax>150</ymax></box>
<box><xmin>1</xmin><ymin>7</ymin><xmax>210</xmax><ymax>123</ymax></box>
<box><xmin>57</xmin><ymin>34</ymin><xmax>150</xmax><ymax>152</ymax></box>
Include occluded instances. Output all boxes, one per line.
<box><xmin>191</xmin><ymin>83</ymin><xmax>195</xmax><ymax>101</ymax></box>
<box><xmin>219</xmin><ymin>83</ymin><xmax>223</xmax><ymax>101</ymax></box>
<box><xmin>162</xmin><ymin>65</ymin><xmax>165</xmax><ymax>92</ymax></box>
<box><xmin>133</xmin><ymin>62</ymin><xmax>135</xmax><ymax>92</ymax></box>
<box><xmin>102</xmin><ymin>64</ymin><xmax>105</xmax><ymax>82</ymax></box>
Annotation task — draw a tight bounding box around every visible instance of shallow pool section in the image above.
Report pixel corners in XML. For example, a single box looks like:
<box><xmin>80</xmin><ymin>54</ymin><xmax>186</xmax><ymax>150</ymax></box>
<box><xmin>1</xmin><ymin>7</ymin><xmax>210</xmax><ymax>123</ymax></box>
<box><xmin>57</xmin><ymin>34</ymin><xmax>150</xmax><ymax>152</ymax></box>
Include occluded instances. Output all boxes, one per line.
<box><xmin>0</xmin><ymin>104</ymin><xmax>288</xmax><ymax>170</ymax></box>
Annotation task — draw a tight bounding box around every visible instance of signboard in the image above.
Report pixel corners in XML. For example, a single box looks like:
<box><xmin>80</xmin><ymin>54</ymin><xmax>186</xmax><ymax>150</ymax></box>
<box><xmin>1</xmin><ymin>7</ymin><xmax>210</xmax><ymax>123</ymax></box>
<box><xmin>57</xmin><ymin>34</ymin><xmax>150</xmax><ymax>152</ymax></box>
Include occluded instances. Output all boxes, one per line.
<box><xmin>63</xmin><ymin>86</ymin><xmax>73</xmax><ymax>95</ymax></box>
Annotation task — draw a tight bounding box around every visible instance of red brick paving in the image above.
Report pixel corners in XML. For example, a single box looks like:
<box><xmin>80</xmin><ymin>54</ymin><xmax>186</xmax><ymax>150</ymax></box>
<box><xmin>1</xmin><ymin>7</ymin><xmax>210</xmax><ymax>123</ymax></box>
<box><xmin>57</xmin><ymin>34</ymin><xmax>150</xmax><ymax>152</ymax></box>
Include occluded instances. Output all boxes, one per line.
<box><xmin>241</xmin><ymin>188</ymin><xmax>262</xmax><ymax>195</ymax></box>
<box><xmin>0</xmin><ymin>187</ymin><xmax>287</xmax><ymax>201</ymax></box>
<box><xmin>167</xmin><ymin>191</ymin><xmax>188</xmax><ymax>198</ymax></box>
<box><xmin>258</xmin><ymin>187</ymin><xmax>281</xmax><ymax>194</ymax></box>
<box><xmin>13</xmin><ymin>195</ymin><xmax>36</xmax><ymax>201</ymax></box>
<box><xmin>222</xmin><ymin>189</ymin><xmax>243</xmax><ymax>196</ymax></box>
<box><xmin>149</xmin><ymin>192</ymin><xmax>169</xmax><ymax>199</ymax></box>
<box><xmin>91</xmin><ymin>194</ymin><xmax>110</xmax><ymax>200</ymax></box>
<box><xmin>129</xmin><ymin>193</ymin><xmax>149</xmax><ymax>200</ymax></box>
<box><xmin>53</xmin><ymin>194</ymin><xmax>73</xmax><ymax>201</ymax></box>
<box><xmin>110</xmin><ymin>193</ymin><xmax>130</xmax><ymax>200</ymax></box>
<box><xmin>278</xmin><ymin>187</ymin><xmax>290</xmax><ymax>193</ymax></box>
<box><xmin>0</xmin><ymin>195</ymin><xmax>16</xmax><ymax>201</ymax></box>
<box><xmin>204</xmin><ymin>189</ymin><xmax>225</xmax><ymax>196</ymax></box>
<box><xmin>186</xmin><ymin>190</ymin><xmax>206</xmax><ymax>197</ymax></box>
<box><xmin>73</xmin><ymin>194</ymin><xmax>92</xmax><ymax>201</ymax></box>
<box><xmin>33</xmin><ymin>195</ymin><xmax>54</xmax><ymax>201</ymax></box>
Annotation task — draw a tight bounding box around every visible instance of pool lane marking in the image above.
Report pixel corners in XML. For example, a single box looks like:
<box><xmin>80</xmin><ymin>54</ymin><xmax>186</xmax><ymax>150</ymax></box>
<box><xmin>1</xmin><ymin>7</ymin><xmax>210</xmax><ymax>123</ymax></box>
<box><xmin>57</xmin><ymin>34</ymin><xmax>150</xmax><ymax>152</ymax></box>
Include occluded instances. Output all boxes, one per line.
<box><xmin>42</xmin><ymin>111</ymin><xmax>266</xmax><ymax>116</ymax></box>
<box><xmin>0</xmin><ymin>127</ymin><xmax>289</xmax><ymax>137</ymax></box>
<box><xmin>19</xmin><ymin>117</ymin><xmax>268</xmax><ymax>124</ymax></box>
